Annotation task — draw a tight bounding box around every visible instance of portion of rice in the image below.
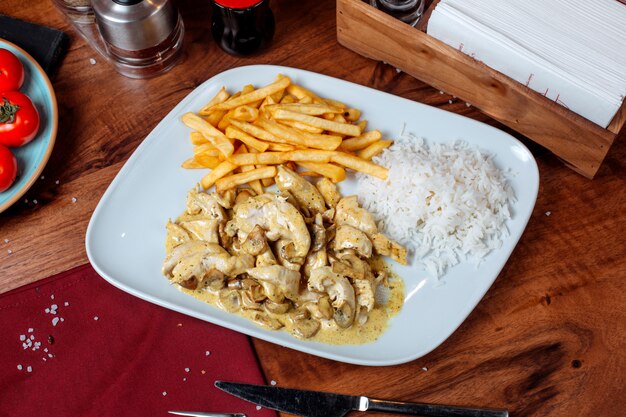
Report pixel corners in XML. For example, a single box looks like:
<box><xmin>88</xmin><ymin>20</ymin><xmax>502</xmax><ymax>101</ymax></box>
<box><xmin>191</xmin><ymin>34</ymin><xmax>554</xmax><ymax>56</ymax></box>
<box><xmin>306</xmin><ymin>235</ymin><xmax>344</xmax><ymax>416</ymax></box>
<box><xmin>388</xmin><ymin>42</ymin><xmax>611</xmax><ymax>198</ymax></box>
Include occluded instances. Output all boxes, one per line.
<box><xmin>356</xmin><ymin>133</ymin><xmax>515</xmax><ymax>278</ymax></box>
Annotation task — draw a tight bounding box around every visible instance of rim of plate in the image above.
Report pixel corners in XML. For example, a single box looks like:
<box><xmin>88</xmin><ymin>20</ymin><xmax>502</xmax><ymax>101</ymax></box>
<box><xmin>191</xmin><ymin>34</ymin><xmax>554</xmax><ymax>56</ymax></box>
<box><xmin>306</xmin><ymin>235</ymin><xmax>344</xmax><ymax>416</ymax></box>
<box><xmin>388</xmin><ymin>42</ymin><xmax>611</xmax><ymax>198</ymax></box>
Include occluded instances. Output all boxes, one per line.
<box><xmin>0</xmin><ymin>38</ymin><xmax>58</xmax><ymax>214</ymax></box>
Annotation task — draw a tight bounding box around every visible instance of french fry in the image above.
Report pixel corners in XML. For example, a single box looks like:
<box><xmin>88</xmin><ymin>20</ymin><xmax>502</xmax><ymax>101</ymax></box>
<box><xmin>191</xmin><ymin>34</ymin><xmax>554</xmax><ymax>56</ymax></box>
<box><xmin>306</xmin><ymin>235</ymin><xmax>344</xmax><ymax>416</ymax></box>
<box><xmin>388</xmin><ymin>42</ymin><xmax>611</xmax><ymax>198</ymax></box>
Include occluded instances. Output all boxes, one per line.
<box><xmin>280</xmin><ymin>95</ymin><xmax>297</xmax><ymax>104</ymax></box>
<box><xmin>190</xmin><ymin>131</ymin><xmax>209</xmax><ymax>145</ymax></box>
<box><xmin>298</xmin><ymin>96</ymin><xmax>313</xmax><ymax>104</ymax></box>
<box><xmin>228</xmin><ymin>152</ymin><xmax>288</xmax><ymax>166</ymax></box>
<box><xmin>323</xmin><ymin>98</ymin><xmax>347</xmax><ymax>109</ymax></box>
<box><xmin>330</xmin><ymin>152</ymin><xmax>388</xmax><ymax>180</ymax></box>
<box><xmin>256</xmin><ymin>117</ymin><xmax>342</xmax><ymax>151</ymax></box>
<box><xmin>231</xmin><ymin>105</ymin><xmax>259</xmax><ymax>122</ymax></box>
<box><xmin>200</xmin><ymin>160</ymin><xmax>238</xmax><ymax>189</ymax></box>
<box><xmin>299</xmin><ymin>171</ymin><xmax>322</xmax><ymax>178</ymax></box>
<box><xmin>266</xmin><ymin>103</ymin><xmax>343</xmax><ymax>116</ymax></box>
<box><xmin>297</xmin><ymin>161</ymin><xmax>346</xmax><ymax>183</ymax></box>
<box><xmin>216</xmin><ymin>166</ymin><xmax>277</xmax><ymax>192</ymax></box>
<box><xmin>181</xmin><ymin>157</ymin><xmax>205</xmax><ymax>169</ymax></box>
<box><xmin>285</xmin><ymin>150</ymin><xmax>334</xmax><ymax>163</ymax></box>
<box><xmin>357</xmin><ymin>140</ymin><xmax>393</xmax><ymax>160</ymax></box>
<box><xmin>356</xmin><ymin>119</ymin><xmax>368</xmax><ymax>132</ymax></box>
<box><xmin>267</xmin><ymin>143</ymin><xmax>297</xmax><ymax>152</ymax></box>
<box><xmin>210</xmin><ymin>76</ymin><xmax>291</xmax><ymax>112</ymax></box>
<box><xmin>193</xmin><ymin>143</ymin><xmax>221</xmax><ymax>157</ymax></box>
<box><xmin>225</xmin><ymin>126</ymin><xmax>269</xmax><ymax>152</ymax></box>
<box><xmin>278</xmin><ymin>119</ymin><xmax>324</xmax><ymax>134</ymax></box>
<box><xmin>338</xmin><ymin>130</ymin><xmax>382</xmax><ymax>151</ymax></box>
<box><xmin>333</xmin><ymin>114</ymin><xmax>348</xmax><ymax>124</ymax></box>
<box><xmin>206</xmin><ymin>109</ymin><xmax>228</xmax><ymax>127</ymax></box>
<box><xmin>181</xmin><ymin>113</ymin><xmax>235</xmax><ymax>157</ymax></box>
<box><xmin>194</xmin><ymin>154</ymin><xmax>222</xmax><ymax>169</ymax></box>
<box><xmin>272</xmin><ymin>109</ymin><xmax>361</xmax><ymax>136</ymax></box>
<box><xmin>228</xmin><ymin>119</ymin><xmax>284</xmax><ymax>144</ymax></box>
<box><xmin>242</xmin><ymin>84</ymin><xmax>255</xmax><ymax>94</ymax></box>
<box><xmin>234</xmin><ymin>144</ymin><xmax>264</xmax><ymax>195</ymax></box>
<box><xmin>286</xmin><ymin>84</ymin><xmax>324</xmax><ymax>103</ymax></box>
<box><xmin>199</xmin><ymin>87</ymin><xmax>230</xmax><ymax>115</ymax></box>
<box><xmin>343</xmin><ymin>108</ymin><xmax>361</xmax><ymax>122</ymax></box>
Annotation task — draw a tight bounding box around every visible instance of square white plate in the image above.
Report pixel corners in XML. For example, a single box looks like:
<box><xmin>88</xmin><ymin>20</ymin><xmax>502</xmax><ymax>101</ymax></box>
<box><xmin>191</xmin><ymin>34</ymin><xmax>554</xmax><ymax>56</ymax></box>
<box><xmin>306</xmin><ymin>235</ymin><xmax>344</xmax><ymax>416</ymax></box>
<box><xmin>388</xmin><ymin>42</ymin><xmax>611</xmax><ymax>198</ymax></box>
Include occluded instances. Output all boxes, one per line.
<box><xmin>86</xmin><ymin>65</ymin><xmax>539</xmax><ymax>366</ymax></box>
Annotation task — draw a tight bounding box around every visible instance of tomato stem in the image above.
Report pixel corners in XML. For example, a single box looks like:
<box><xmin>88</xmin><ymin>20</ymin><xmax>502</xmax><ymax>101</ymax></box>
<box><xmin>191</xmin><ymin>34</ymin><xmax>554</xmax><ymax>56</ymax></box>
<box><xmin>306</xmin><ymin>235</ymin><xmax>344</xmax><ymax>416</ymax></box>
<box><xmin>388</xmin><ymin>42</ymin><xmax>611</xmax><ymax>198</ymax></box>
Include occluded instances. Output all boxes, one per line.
<box><xmin>0</xmin><ymin>97</ymin><xmax>20</xmax><ymax>124</ymax></box>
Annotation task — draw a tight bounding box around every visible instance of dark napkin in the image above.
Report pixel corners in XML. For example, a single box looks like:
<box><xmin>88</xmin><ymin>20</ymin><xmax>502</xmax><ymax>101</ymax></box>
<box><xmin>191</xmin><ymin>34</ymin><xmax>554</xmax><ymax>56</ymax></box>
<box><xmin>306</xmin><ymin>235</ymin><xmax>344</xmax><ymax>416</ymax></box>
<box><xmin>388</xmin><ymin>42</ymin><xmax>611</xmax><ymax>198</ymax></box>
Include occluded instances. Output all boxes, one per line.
<box><xmin>0</xmin><ymin>264</ymin><xmax>277</xmax><ymax>417</ymax></box>
<box><xmin>0</xmin><ymin>14</ymin><xmax>69</xmax><ymax>75</ymax></box>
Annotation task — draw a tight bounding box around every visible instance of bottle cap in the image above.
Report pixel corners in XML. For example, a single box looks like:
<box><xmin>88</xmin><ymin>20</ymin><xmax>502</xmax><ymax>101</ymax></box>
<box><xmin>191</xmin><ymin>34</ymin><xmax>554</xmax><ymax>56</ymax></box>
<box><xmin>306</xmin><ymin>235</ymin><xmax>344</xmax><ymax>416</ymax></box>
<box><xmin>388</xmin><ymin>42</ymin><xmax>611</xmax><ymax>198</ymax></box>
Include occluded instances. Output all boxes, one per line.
<box><xmin>213</xmin><ymin>0</ymin><xmax>263</xmax><ymax>9</ymax></box>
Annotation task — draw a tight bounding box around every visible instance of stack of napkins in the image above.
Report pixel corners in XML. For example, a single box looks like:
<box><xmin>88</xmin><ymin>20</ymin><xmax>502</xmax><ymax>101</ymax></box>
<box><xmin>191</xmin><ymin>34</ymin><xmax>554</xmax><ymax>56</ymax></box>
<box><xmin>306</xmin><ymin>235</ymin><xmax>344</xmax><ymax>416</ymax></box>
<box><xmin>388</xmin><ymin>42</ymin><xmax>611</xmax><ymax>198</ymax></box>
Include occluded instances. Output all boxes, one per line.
<box><xmin>427</xmin><ymin>0</ymin><xmax>626</xmax><ymax>128</ymax></box>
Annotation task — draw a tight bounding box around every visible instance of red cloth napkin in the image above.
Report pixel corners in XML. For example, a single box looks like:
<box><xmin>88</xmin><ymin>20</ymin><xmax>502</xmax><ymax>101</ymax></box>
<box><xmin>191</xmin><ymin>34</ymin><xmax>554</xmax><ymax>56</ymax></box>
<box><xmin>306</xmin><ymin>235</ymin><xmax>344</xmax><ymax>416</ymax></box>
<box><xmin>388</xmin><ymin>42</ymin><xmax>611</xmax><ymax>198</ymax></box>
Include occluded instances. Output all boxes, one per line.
<box><xmin>0</xmin><ymin>264</ymin><xmax>278</xmax><ymax>417</ymax></box>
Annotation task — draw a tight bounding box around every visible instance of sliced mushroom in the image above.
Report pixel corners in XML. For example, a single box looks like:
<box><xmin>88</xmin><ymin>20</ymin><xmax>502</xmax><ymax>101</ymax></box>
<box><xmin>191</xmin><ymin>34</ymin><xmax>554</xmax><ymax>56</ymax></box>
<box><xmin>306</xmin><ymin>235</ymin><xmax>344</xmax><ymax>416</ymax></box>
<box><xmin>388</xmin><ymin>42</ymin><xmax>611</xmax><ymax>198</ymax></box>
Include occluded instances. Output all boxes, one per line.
<box><xmin>199</xmin><ymin>269</ymin><xmax>226</xmax><ymax>291</ymax></box>
<box><xmin>311</xmin><ymin>213</ymin><xmax>326</xmax><ymax>252</ymax></box>
<box><xmin>235</xmin><ymin>189</ymin><xmax>256</xmax><ymax>205</ymax></box>
<box><xmin>330</xmin><ymin>252</ymin><xmax>366</xmax><ymax>281</ymax></box>
<box><xmin>251</xmin><ymin>312</ymin><xmax>284</xmax><ymax>330</ymax></box>
<box><xmin>264</xmin><ymin>299</ymin><xmax>292</xmax><ymax>315</ymax></box>
<box><xmin>241</xmin><ymin>291</ymin><xmax>262</xmax><ymax>310</ymax></box>
<box><xmin>241</xmin><ymin>225</ymin><xmax>268</xmax><ymax>256</ymax></box>
<box><xmin>217</xmin><ymin>289</ymin><xmax>241</xmax><ymax>312</ymax></box>
<box><xmin>308</xmin><ymin>266</ymin><xmax>356</xmax><ymax>329</ymax></box>
<box><xmin>291</xmin><ymin>316</ymin><xmax>321</xmax><ymax>339</ymax></box>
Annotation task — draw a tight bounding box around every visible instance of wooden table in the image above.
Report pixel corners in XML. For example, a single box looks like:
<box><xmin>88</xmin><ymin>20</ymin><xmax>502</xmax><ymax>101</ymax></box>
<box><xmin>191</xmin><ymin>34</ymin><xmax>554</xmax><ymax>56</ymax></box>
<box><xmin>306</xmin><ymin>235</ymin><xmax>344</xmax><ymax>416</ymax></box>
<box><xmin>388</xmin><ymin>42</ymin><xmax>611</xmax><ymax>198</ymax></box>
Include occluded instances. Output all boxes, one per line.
<box><xmin>0</xmin><ymin>1</ymin><xmax>624</xmax><ymax>416</ymax></box>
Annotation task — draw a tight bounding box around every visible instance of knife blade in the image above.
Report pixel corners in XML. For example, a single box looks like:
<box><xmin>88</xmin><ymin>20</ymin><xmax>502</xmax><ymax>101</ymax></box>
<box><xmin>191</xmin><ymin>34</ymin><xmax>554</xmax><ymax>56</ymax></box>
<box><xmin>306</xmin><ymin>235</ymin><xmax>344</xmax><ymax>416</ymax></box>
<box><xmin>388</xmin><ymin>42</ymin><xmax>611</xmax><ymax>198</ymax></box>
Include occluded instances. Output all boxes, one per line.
<box><xmin>215</xmin><ymin>381</ymin><xmax>509</xmax><ymax>417</ymax></box>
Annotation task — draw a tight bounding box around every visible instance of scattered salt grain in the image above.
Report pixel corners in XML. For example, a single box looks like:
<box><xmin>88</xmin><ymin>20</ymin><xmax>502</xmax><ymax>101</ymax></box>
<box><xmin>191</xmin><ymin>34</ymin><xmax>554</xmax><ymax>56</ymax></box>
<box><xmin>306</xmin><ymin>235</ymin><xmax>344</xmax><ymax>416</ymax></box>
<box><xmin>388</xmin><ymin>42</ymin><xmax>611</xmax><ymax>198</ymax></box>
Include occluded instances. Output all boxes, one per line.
<box><xmin>44</xmin><ymin>348</ymin><xmax>48</xmax><ymax>352</ymax></box>
<box><xmin>205</xmin><ymin>351</ymin><xmax>211</xmax><ymax>356</ymax></box>
<box><xmin>94</xmin><ymin>316</ymin><xmax>99</xmax><ymax>321</ymax></box>
<box><xmin>162</xmin><ymin>391</ymin><xmax>167</xmax><ymax>396</ymax></box>
<box><xmin>48</xmin><ymin>353</ymin><xmax>53</xmax><ymax>358</ymax></box>
<box><xmin>545</xmin><ymin>211</ymin><xmax>551</xmax><ymax>217</ymax></box>
<box><xmin>422</xmin><ymin>367</ymin><xmax>428</xmax><ymax>371</ymax></box>
<box><xmin>201</xmin><ymin>370</ymin><xmax>206</xmax><ymax>375</ymax></box>
<box><xmin>51</xmin><ymin>295</ymin><xmax>55</xmax><ymax>300</ymax></box>
<box><xmin>55</xmin><ymin>180</ymin><xmax>60</xmax><ymax>185</ymax></box>
<box><xmin>270</xmin><ymin>380</ymin><xmax>277</xmax><ymax>386</ymax></box>
<box><xmin>40</xmin><ymin>175</ymin><xmax>45</xmax><ymax>180</ymax></box>
<box><xmin>183</xmin><ymin>377</ymin><xmax>187</xmax><ymax>382</ymax></box>
<box><xmin>184</xmin><ymin>367</ymin><xmax>190</xmax><ymax>373</ymax></box>
<box><xmin>177</xmin><ymin>323</ymin><xmax>182</xmax><ymax>327</ymax></box>
<box><xmin>42</xmin><ymin>357</ymin><xmax>47</xmax><ymax>362</ymax></box>
<box><xmin>45</xmin><ymin>308</ymin><xmax>50</xmax><ymax>313</ymax></box>
<box><xmin>7</xmin><ymin>249</ymin><xmax>12</xmax><ymax>254</ymax></box>
<box><xmin>17</xmin><ymin>364</ymin><xmax>22</xmax><ymax>370</ymax></box>
<box><xmin>89</xmin><ymin>58</ymin><xmax>97</xmax><ymax>65</ymax></box>
<box><xmin>64</xmin><ymin>302</ymin><xmax>69</xmax><ymax>307</ymax></box>
<box><xmin>20</xmin><ymin>335</ymin><xmax>25</xmax><ymax>341</ymax></box>
<box><xmin>71</xmin><ymin>197</ymin><xmax>77</xmax><ymax>204</ymax></box>
<box><xmin>439</xmin><ymin>91</ymin><xmax>444</xmax><ymax>94</ymax></box>
<box><xmin>465</xmin><ymin>102</ymin><xmax>471</xmax><ymax>107</ymax></box>
<box><xmin>28</xmin><ymin>328</ymin><xmax>33</xmax><ymax>333</ymax></box>
<box><xmin>24</xmin><ymin>198</ymin><xmax>28</xmax><ymax>203</ymax></box>
<box><xmin>256</xmin><ymin>406</ymin><xmax>262</xmax><ymax>411</ymax></box>
<box><xmin>3</xmin><ymin>238</ymin><xmax>8</xmax><ymax>243</ymax></box>
<box><xmin>29</xmin><ymin>335</ymin><xmax>34</xmax><ymax>340</ymax></box>
<box><xmin>52</xmin><ymin>317</ymin><xmax>60</xmax><ymax>326</ymax></box>
<box><xmin>27</xmin><ymin>366</ymin><xmax>32</xmax><ymax>372</ymax></box>
<box><xmin>33</xmin><ymin>199</ymin><xmax>38</xmax><ymax>204</ymax></box>
<box><xmin>448</xmin><ymin>99</ymin><xmax>453</xmax><ymax>104</ymax></box>
<box><xmin>60</xmin><ymin>318</ymin><xmax>65</xmax><ymax>322</ymax></box>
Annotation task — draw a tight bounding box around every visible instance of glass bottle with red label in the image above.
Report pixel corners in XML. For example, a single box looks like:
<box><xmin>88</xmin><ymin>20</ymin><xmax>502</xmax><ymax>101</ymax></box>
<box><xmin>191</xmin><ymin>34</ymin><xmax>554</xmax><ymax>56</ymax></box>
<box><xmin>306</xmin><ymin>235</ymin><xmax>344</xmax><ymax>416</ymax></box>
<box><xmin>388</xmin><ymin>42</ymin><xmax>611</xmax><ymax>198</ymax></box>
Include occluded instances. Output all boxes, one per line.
<box><xmin>211</xmin><ymin>0</ymin><xmax>275</xmax><ymax>56</ymax></box>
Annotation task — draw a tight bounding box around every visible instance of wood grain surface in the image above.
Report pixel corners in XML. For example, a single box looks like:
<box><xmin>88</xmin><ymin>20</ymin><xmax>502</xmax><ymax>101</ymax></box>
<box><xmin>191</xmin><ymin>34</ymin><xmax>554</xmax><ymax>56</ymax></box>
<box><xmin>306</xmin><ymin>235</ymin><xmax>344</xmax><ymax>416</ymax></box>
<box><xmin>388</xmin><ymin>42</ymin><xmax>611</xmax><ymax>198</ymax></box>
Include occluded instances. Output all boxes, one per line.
<box><xmin>0</xmin><ymin>1</ymin><xmax>624</xmax><ymax>416</ymax></box>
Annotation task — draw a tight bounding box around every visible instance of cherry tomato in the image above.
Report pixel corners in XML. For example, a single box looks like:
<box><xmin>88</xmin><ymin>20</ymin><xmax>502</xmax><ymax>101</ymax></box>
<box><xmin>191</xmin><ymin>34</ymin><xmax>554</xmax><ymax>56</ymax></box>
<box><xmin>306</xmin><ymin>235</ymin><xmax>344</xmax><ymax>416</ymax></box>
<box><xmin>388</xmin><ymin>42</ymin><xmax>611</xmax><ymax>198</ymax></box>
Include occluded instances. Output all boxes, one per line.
<box><xmin>0</xmin><ymin>91</ymin><xmax>40</xmax><ymax>147</ymax></box>
<box><xmin>0</xmin><ymin>49</ymin><xmax>25</xmax><ymax>92</ymax></box>
<box><xmin>0</xmin><ymin>144</ymin><xmax>18</xmax><ymax>192</ymax></box>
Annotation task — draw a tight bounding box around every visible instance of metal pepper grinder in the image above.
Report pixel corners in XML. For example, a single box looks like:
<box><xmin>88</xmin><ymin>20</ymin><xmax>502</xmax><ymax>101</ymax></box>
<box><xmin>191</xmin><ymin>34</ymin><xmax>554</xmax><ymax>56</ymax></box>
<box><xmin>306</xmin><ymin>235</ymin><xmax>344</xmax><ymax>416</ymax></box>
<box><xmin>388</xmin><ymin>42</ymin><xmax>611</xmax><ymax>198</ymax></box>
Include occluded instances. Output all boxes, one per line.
<box><xmin>91</xmin><ymin>0</ymin><xmax>185</xmax><ymax>79</ymax></box>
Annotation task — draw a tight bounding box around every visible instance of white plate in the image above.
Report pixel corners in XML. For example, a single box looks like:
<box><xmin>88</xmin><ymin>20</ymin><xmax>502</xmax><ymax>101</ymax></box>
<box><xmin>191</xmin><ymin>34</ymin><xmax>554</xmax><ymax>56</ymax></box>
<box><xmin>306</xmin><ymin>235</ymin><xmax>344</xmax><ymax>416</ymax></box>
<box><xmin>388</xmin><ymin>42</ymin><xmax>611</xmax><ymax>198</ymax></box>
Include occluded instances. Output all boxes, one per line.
<box><xmin>86</xmin><ymin>65</ymin><xmax>539</xmax><ymax>366</ymax></box>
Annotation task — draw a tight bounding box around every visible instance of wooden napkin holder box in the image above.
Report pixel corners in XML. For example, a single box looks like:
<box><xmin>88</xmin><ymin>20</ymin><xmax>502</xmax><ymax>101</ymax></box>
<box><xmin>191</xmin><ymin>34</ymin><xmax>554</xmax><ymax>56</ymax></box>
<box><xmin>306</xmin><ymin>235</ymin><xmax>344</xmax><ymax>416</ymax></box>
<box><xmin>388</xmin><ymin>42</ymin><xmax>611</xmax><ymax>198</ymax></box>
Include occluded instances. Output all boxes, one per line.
<box><xmin>336</xmin><ymin>0</ymin><xmax>625</xmax><ymax>178</ymax></box>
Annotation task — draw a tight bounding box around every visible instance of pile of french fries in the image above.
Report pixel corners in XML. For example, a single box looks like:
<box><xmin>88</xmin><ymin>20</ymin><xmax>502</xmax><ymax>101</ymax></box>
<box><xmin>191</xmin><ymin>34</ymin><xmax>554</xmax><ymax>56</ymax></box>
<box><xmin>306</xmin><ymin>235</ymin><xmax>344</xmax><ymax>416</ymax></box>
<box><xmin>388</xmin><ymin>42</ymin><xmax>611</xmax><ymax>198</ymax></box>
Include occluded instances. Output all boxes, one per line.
<box><xmin>181</xmin><ymin>74</ymin><xmax>393</xmax><ymax>193</ymax></box>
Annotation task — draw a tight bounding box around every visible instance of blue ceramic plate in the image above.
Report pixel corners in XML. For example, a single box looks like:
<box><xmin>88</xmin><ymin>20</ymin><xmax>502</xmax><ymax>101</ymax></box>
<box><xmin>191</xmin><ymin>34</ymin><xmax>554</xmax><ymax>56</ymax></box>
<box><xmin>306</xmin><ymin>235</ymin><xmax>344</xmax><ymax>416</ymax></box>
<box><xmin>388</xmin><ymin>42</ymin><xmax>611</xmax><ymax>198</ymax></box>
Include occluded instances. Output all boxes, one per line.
<box><xmin>0</xmin><ymin>38</ymin><xmax>58</xmax><ymax>213</ymax></box>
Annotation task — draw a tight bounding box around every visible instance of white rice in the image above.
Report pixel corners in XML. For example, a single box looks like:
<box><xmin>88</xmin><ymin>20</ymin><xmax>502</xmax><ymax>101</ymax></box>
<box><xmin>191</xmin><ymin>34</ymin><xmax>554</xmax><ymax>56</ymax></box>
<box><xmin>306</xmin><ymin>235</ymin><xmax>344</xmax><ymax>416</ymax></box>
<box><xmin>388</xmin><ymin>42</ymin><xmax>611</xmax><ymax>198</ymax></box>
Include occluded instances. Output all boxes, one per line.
<box><xmin>356</xmin><ymin>133</ymin><xmax>515</xmax><ymax>278</ymax></box>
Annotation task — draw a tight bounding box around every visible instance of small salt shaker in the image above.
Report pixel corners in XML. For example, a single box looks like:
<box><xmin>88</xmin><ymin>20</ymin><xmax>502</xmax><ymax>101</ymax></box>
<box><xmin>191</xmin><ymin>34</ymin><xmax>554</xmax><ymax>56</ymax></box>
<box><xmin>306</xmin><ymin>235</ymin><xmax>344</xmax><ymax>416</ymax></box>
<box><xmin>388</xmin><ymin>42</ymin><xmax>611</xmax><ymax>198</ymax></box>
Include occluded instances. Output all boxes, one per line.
<box><xmin>211</xmin><ymin>0</ymin><xmax>275</xmax><ymax>56</ymax></box>
<box><xmin>91</xmin><ymin>0</ymin><xmax>185</xmax><ymax>79</ymax></box>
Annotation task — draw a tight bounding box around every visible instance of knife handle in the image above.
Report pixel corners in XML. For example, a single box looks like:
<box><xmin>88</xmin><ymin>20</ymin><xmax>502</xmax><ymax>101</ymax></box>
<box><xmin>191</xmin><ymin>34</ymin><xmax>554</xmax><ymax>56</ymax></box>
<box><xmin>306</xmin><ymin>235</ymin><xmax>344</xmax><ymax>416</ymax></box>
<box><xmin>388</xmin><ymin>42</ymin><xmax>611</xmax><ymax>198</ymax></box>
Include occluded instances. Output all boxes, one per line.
<box><xmin>367</xmin><ymin>398</ymin><xmax>508</xmax><ymax>417</ymax></box>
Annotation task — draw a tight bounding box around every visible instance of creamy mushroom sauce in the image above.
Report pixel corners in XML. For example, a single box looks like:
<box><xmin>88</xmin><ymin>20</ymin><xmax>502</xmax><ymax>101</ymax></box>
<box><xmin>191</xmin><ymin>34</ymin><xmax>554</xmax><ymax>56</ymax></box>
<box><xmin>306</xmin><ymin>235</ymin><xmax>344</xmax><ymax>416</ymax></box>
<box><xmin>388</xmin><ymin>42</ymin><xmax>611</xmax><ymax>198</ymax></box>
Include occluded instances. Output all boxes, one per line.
<box><xmin>162</xmin><ymin>166</ymin><xmax>408</xmax><ymax>344</ymax></box>
<box><xmin>173</xmin><ymin>257</ymin><xmax>404</xmax><ymax>345</ymax></box>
